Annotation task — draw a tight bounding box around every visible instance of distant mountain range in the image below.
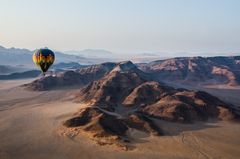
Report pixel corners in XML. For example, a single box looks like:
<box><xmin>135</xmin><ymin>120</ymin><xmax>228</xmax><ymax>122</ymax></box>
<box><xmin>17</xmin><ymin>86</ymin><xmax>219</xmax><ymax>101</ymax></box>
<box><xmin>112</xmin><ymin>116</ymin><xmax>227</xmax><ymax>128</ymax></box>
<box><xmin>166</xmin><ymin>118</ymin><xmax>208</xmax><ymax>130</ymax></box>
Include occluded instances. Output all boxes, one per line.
<box><xmin>64</xmin><ymin>49</ymin><xmax>113</xmax><ymax>58</ymax></box>
<box><xmin>0</xmin><ymin>70</ymin><xmax>41</xmax><ymax>80</ymax></box>
<box><xmin>0</xmin><ymin>65</ymin><xmax>29</xmax><ymax>75</ymax></box>
<box><xmin>0</xmin><ymin>46</ymin><xmax>34</xmax><ymax>66</ymax></box>
<box><xmin>0</xmin><ymin>45</ymin><xmax>118</xmax><ymax>67</ymax></box>
<box><xmin>51</xmin><ymin>62</ymin><xmax>84</xmax><ymax>70</ymax></box>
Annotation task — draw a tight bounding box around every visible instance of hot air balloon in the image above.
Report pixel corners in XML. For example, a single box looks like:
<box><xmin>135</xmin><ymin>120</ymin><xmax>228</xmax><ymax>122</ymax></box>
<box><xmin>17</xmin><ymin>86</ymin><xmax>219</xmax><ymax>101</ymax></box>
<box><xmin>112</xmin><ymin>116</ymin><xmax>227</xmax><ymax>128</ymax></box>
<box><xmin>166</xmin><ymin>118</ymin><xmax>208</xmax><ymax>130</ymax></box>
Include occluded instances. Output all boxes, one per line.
<box><xmin>32</xmin><ymin>48</ymin><xmax>55</xmax><ymax>75</ymax></box>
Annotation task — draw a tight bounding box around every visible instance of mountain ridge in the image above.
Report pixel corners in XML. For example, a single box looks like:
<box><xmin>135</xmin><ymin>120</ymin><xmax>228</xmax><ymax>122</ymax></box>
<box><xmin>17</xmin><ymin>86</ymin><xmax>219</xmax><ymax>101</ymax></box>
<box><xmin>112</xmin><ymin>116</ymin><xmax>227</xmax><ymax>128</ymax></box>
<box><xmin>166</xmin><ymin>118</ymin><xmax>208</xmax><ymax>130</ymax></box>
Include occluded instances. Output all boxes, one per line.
<box><xmin>63</xmin><ymin>59</ymin><xmax>239</xmax><ymax>147</ymax></box>
<box><xmin>138</xmin><ymin>56</ymin><xmax>240</xmax><ymax>86</ymax></box>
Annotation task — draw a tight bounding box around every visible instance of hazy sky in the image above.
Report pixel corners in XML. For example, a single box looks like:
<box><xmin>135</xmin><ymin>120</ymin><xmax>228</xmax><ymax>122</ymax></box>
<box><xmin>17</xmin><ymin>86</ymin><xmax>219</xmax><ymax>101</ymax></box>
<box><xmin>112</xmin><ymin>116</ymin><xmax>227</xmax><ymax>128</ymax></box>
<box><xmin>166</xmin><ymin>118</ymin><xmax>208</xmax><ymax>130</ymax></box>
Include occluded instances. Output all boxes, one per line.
<box><xmin>0</xmin><ymin>0</ymin><xmax>240</xmax><ymax>55</ymax></box>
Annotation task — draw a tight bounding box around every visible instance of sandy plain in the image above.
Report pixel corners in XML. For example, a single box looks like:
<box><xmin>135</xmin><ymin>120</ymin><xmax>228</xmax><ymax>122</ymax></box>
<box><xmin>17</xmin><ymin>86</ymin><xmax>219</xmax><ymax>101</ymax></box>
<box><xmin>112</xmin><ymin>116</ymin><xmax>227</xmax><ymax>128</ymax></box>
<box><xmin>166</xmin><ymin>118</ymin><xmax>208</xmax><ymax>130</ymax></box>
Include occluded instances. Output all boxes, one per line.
<box><xmin>0</xmin><ymin>79</ymin><xmax>240</xmax><ymax>159</ymax></box>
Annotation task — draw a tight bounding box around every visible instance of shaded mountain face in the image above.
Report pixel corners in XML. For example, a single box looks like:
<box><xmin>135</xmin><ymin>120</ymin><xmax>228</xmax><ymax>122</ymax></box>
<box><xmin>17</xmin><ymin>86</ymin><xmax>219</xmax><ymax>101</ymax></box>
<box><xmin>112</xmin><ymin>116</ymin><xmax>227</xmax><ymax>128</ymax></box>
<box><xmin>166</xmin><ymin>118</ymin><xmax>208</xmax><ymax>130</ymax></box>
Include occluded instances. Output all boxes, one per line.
<box><xmin>139</xmin><ymin>83</ymin><xmax>235</xmax><ymax>122</ymax></box>
<box><xmin>138</xmin><ymin>56</ymin><xmax>240</xmax><ymax>86</ymax></box>
<box><xmin>24</xmin><ymin>71</ymin><xmax>86</xmax><ymax>91</ymax></box>
<box><xmin>78</xmin><ymin>61</ymin><xmax>151</xmax><ymax>110</ymax></box>
<box><xmin>64</xmin><ymin>107</ymin><xmax>163</xmax><ymax>143</ymax></box>
<box><xmin>77</xmin><ymin>62</ymin><xmax>116</xmax><ymax>79</ymax></box>
<box><xmin>24</xmin><ymin>62</ymin><xmax>117</xmax><ymax>91</ymax></box>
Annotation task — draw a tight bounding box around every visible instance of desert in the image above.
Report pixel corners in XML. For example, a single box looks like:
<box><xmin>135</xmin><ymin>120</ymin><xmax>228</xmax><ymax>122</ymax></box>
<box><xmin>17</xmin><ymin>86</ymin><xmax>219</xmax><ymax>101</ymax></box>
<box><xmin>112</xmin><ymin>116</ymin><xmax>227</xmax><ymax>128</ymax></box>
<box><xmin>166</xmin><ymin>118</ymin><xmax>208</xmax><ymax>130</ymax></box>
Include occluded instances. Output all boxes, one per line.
<box><xmin>0</xmin><ymin>58</ymin><xmax>240</xmax><ymax>159</ymax></box>
<box><xmin>1</xmin><ymin>1</ymin><xmax>240</xmax><ymax>158</ymax></box>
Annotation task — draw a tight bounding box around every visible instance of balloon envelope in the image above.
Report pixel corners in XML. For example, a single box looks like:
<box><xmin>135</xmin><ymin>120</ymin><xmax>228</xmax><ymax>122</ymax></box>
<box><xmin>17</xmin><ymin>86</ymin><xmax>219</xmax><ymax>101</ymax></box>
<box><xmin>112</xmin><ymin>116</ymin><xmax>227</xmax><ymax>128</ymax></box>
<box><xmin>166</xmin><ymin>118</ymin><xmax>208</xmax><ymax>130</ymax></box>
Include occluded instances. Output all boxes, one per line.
<box><xmin>33</xmin><ymin>49</ymin><xmax>55</xmax><ymax>73</ymax></box>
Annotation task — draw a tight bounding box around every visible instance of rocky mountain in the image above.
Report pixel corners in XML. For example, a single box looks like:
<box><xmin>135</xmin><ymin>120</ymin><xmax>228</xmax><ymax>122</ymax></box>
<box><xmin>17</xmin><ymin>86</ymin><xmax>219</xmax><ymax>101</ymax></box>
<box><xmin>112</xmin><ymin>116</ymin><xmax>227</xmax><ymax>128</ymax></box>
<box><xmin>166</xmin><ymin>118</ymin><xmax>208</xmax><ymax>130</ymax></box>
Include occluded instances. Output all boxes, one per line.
<box><xmin>24</xmin><ymin>62</ymin><xmax>117</xmax><ymax>91</ymax></box>
<box><xmin>78</xmin><ymin>61</ymin><xmax>151</xmax><ymax>109</ymax></box>
<box><xmin>26</xmin><ymin>60</ymin><xmax>238</xmax><ymax>121</ymax></box>
<box><xmin>64</xmin><ymin>107</ymin><xmax>163</xmax><ymax>149</ymax></box>
<box><xmin>77</xmin><ymin>61</ymin><xmax>237</xmax><ymax>121</ymax></box>
<box><xmin>138</xmin><ymin>56</ymin><xmax>240</xmax><ymax>86</ymax></box>
<box><xmin>22</xmin><ymin>59</ymin><xmax>239</xmax><ymax>147</ymax></box>
<box><xmin>64</xmin><ymin>60</ymin><xmax>239</xmax><ymax>146</ymax></box>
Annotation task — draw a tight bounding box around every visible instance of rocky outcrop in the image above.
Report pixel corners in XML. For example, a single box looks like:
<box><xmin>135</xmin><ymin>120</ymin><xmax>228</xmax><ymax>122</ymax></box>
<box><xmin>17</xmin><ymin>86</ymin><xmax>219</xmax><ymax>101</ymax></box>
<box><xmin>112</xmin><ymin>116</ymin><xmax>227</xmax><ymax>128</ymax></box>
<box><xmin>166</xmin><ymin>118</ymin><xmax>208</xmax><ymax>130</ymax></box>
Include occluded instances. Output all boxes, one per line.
<box><xmin>63</xmin><ymin>60</ymin><xmax>239</xmax><ymax>147</ymax></box>
<box><xmin>64</xmin><ymin>107</ymin><xmax>163</xmax><ymax>147</ymax></box>
<box><xmin>138</xmin><ymin>56</ymin><xmax>240</xmax><ymax>86</ymax></box>
<box><xmin>76</xmin><ymin>62</ymin><xmax>237</xmax><ymax>122</ymax></box>
<box><xmin>140</xmin><ymin>88</ymin><xmax>235</xmax><ymax>122</ymax></box>
<box><xmin>77</xmin><ymin>61</ymin><xmax>151</xmax><ymax>109</ymax></box>
<box><xmin>24</xmin><ymin>62</ymin><xmax>116</xmax><ymax>91</ymax></box>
